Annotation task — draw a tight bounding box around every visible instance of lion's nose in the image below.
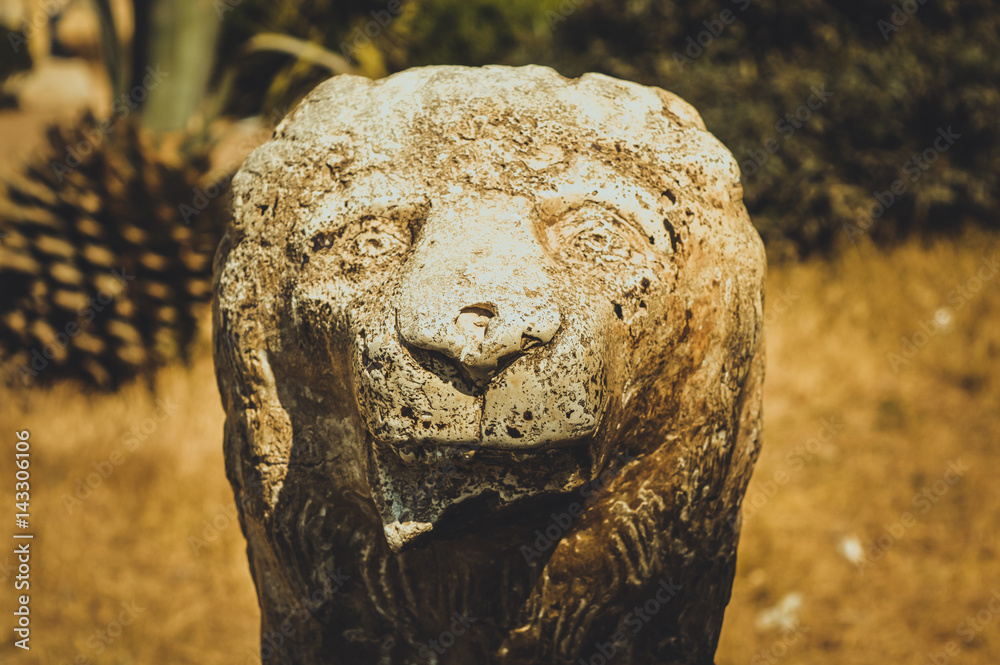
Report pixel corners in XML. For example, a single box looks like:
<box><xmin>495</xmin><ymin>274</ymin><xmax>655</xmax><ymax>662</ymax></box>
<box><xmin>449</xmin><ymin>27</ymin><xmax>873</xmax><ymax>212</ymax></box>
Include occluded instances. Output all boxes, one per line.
<box><xmin>393</xmin><ymin>192</ymin><xmax>562</xmax><ymax>385</ymax></box>
<box><xmin>397</xmin><ymin>299</ymin><xmax>561</xmax><ymax>385</ymax></box>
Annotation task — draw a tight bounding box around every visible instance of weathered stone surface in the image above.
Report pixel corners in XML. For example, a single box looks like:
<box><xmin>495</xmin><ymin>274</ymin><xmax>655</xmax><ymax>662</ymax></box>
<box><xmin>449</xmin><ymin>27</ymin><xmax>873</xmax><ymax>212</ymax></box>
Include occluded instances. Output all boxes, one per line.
<box><xmin>213</xmin><ymin>64</ymin><xmax>766</xmax><ymax>665</ymax></box>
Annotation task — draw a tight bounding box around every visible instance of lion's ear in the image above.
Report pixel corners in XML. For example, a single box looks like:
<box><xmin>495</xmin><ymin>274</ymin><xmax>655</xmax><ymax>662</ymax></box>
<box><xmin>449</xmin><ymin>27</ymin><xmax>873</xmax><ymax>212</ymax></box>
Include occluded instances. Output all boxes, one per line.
<box><xmin>654</xmin><ymin>87</ymin><xmax>708</xmax><ymax>131</ymax></box>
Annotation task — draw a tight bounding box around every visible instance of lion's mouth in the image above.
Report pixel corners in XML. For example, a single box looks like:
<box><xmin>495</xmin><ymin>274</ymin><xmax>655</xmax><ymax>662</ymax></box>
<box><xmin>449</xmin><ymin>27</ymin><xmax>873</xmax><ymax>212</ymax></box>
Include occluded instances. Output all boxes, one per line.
<box><xmin>366</xmin><ymin>434</ymin><xmax>595</xmax><ymax>552</ymax></box>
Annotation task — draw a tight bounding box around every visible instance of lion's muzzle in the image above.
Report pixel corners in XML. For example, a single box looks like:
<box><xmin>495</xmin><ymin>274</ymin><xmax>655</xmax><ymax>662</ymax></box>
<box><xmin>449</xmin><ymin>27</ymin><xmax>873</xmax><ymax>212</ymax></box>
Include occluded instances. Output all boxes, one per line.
<box><xmin>348</xmin><ymin>192</ymin><xmax>622</xmax><ymax>549</ymax></box>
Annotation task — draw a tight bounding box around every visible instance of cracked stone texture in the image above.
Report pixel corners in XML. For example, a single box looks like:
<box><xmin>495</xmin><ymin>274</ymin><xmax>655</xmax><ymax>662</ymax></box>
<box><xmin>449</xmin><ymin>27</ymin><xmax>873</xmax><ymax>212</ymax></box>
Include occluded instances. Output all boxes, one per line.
<box><xmin>213</xmin><ymin>64</ymin><xmax>766</xmax><ymax>665</ymax></box>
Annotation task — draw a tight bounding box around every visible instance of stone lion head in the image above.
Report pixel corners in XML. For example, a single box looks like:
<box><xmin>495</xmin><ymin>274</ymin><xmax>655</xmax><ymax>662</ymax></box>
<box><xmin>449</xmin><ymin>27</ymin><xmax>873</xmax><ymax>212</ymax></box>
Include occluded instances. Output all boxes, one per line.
<box><xmin>214</xmin><ymin>65</ymin><xmax>765</xmax><ymax>665</ymax></box>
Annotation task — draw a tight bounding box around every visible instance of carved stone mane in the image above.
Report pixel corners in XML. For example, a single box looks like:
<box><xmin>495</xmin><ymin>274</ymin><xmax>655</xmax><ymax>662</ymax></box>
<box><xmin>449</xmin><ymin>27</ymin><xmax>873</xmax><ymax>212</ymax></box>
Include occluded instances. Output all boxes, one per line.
<box><xmin>214</xmin><ymin>65</ymin><xmax>766</xmax><ymax>665</ymax></box>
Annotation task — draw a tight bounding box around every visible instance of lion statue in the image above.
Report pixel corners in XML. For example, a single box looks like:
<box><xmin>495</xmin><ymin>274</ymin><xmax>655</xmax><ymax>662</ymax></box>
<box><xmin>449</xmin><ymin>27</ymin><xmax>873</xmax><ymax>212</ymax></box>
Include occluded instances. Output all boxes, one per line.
<box><xmin>213</xmin><ymin>64</ymin><xmax>766</xmax><ymax>665</ymax></box>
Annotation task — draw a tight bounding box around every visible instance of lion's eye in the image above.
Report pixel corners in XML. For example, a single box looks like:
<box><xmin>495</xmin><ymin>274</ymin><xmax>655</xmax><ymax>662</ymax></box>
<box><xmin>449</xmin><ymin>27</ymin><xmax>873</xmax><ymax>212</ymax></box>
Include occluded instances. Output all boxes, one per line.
<box><xmin>544</xmin><ymin>205</ymin><xmax>643</xmax><ymax>265</ymax></box>
<box><xmin>353</xmin><ymin>226</ymin><xmax>408</xmax><ymax>257</ymax></box>
<box><xmin>309</xmin><ymin>209</ymin><xmax>421</xmax><ymax>269</ymax></box>
<box><xmin>568</xmin><ymin>228</ymin><xmax>632</xmax><ymax>262</ymax></box>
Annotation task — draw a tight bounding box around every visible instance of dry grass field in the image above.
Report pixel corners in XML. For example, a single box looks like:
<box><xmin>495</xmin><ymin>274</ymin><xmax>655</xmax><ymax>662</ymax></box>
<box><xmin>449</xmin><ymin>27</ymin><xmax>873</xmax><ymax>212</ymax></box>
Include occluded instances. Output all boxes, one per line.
<box><xmin>0</xmin><ymin>231</ymin><xmax>998</xmax><ymax>665</ymax></box>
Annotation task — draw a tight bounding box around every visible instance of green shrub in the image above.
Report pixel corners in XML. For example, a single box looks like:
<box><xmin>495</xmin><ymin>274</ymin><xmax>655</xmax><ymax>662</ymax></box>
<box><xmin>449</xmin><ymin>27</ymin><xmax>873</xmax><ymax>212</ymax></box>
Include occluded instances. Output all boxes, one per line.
<box><xmin>514</xmin><ymin>0</ymin><xmax>1000</xmax><ymax>257</ymax></box>
<box><xmin>219</xmin><ymin>0</ymin><xmax>1000</xmax><ymax>257</ymax></box>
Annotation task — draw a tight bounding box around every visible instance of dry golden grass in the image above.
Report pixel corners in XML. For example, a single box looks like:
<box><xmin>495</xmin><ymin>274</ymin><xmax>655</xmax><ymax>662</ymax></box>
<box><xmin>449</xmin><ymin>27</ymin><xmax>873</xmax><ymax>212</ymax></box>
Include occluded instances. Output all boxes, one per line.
<box><xmin>717</xmin><ymin>230</ymin><xmax>1000</xmax><ymax>665</ymax></box>
<box><xmin>1</xmin><ymin>231</ymin><xmax>998</xmax><ymax>664</ymax></box>
<box><xmin>0</xmin><ymin>348</ymin><xmax>259</xmax><ymax>665</ymax></box>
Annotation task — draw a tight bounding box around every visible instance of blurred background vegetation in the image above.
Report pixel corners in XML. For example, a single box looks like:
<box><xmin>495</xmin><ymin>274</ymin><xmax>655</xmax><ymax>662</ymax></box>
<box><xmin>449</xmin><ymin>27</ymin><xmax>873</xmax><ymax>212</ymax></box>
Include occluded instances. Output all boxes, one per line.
<box><xmin>216</xmin><ymin>0</ymin><xmax>1000</xmax><ymax>256</ymax></box>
